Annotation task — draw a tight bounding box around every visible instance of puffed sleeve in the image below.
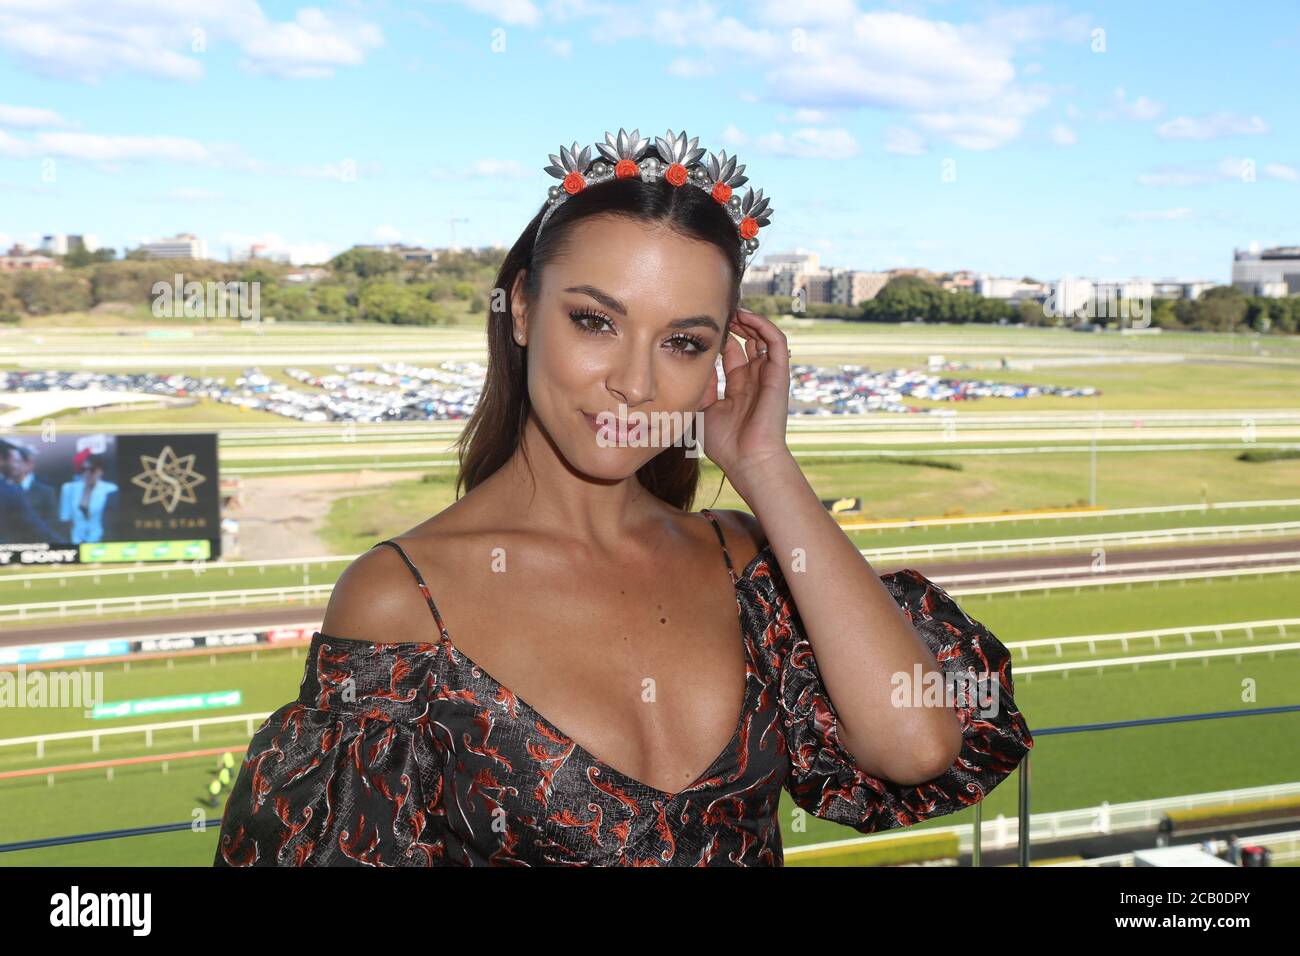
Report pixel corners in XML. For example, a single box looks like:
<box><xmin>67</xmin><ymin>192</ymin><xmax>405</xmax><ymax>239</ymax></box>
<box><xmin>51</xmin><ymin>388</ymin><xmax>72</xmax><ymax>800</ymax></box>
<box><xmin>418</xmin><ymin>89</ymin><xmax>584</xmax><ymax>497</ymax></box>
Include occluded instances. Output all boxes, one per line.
<box><xmin>213</xmin><ymin>700</ymin><xmax>434</xmax><ymax>866</ymax></box>
<box><xmin>753</xmin><ymin>561</ymin><xmax>1033</xmax><ymax>833</ymax></box>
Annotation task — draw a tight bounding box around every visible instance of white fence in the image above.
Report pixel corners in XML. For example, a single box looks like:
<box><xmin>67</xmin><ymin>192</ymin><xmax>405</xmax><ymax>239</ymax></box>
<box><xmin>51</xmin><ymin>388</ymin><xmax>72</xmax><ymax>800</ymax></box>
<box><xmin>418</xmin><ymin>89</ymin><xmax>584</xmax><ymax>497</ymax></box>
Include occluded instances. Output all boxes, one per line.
<box><xmin>1</xmin><ymin>585</ymin><xmax>334</xmax><ymax>623</ymax></box>
<box><xmin>0</xmin><ymin>711</ymin><xmax>275</xmax><ymax>761</ymax></box>
<box><xmin>782</xmin><ymin>781</ymin><xmax>1300</xmax><ymax>862</ymax></box>
<box><xmin>866</xmin><ymin>523</ymin><xmax>1300</xmax><ymax>562</ymax></box>
<box><xmin>842</xmin><ymin>497</ymin><xmax>1300</xmax><ymax>532</ymax></box>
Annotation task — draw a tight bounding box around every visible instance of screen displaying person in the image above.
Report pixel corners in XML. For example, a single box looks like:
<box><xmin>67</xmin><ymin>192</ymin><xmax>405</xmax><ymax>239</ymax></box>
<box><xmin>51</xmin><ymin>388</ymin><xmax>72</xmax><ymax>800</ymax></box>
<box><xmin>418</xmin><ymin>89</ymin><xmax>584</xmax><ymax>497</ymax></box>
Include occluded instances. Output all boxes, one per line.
<box><xmin>3</xmin><ymin>439</ymin><xmax>59</xmax><ymax>530</ymax></box>
<box><xmin>59</xmin><ymin>451</ymin><xmax>119</xmax><ymax>544</ymax></box>
<box><xmin>0</xmin><ymin>438</ymin><xmax>57</xmax><ymax>544</ymax></box>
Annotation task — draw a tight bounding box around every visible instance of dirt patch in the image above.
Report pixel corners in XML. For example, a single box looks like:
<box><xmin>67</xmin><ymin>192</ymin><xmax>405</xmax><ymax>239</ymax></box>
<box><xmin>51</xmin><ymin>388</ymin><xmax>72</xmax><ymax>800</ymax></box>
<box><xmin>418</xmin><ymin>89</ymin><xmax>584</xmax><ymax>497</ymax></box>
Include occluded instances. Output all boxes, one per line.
<box><xmin>232</xmin><ymin>469</ymin><xmax>426</xmax><ymax>559</ymax></box>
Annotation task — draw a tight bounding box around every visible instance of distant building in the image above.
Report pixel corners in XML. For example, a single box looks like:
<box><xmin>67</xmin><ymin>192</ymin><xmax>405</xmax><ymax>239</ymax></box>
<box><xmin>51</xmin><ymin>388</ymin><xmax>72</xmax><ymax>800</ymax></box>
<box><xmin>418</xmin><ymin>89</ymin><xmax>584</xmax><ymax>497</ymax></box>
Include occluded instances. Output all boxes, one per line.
<box><xmin>1093</xmin><ymin>278</ymin><xmax>1154</xmax><ymax>302</ymax></box>
<box><xmin>830</xmin><ymin>270</ymin><xmax>889</xmax><ymax>305</ymax></box>
<box><xmin>39</xmin><ymin>234</ymin><xmax>99</xmax><ymax>256</ymax></box>
<box><xmin>284</xmin><ymin>267</ymin><xmax>329</xmax><ymax>283</ymax></box>
<box><xmin>1232</xmin><ymin>246</ymin><xmax>1300</xmax><ymax>296</ymax></box>
<box><xmin>232</xmin><ymin>243</ymin><xmax>290</xmax><ymax>264</ymax></box>
<box><xmin>740</xmin><ymin>262</ymin><xmax>776</xmax><ymax>299</ymax></box>
<box><xmin>977</xmin><ymin>274</ymin><xmax>1048</xmax><ymax>302</ymax></box>
<box><xmin>1152</xmin><ymin>280</ymin><xmax>1215</xmax><ymax>300</ymax></box>
<box><xmin>742</xmin><ymin>252</ymin><xmax>889</xmax><ymax>307</ymax></box>
<box><xmin>1044</xmin><ymin>277</ymin><xmax>1094</xmax><ymax>317</ymax></box>
<box><xmin>137</xmin><ymin>234</ymin><xmax>209</xmax><ymax>260</ymax></box>
<box><xmin>356</xmin><ymin>243</ymin><xmax>440</xmax><ymax>264</ymax></box>
<box><xmin>940</xmin><ymin>270</ymin><xmax>978</xmax><ymax>293</ymax></box>
<box><xmin>887</xmin><ymin>267</ymin><xmax>937</xmax><ymax>280</ymax></box>
<box><xmin>0</xmin><ymin>253</ymin><xmax>60</xmax><ymax>271</ymax></box>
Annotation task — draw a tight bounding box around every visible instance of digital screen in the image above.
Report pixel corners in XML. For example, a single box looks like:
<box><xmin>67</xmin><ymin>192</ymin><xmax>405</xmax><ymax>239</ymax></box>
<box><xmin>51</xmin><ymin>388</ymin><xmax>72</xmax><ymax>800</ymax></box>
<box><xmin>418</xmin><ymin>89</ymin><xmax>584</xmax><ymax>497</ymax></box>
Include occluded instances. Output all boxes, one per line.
<box><xmin>0</xmin><ymin>431</ymin><xmax>220</xmax><ymax>564</ymax></box>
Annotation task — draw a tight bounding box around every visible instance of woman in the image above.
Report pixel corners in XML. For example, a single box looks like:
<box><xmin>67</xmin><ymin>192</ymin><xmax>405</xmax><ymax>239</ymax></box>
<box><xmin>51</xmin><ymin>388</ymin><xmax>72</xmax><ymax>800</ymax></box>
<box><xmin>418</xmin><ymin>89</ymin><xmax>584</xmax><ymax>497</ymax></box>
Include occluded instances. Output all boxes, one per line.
<box><xmin>58</xmin><ymin>452</ymin><xmax>118</xmax><ymax>544</ymax></box>
<box><xmin>214</xmin><ymin>128</ymin><xmax>1033</xmax><ymax>867</ymax></box>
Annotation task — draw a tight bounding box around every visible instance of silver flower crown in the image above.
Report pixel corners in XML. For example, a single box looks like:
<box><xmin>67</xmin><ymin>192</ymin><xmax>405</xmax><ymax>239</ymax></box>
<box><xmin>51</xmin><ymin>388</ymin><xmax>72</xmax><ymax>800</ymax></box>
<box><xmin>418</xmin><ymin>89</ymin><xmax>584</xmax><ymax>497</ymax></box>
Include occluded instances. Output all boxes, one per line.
<box><xmin>536</xmin><ymin>127</ymin><xmax>774</xmax><ymax>266</ymax></box>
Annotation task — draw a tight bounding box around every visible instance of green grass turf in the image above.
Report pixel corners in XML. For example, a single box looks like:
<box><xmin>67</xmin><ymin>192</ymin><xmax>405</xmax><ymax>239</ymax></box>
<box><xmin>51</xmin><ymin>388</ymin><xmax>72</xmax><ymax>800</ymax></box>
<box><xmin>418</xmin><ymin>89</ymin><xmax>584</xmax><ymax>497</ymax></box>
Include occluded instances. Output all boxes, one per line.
<box><xmin>3</xmin><ymin>576</ymin><xmax>1297</xmax><ymax>864</ymax></box>
<box><xmin>4</xmin><ymin>471</ymin><xmax>1297</xmax><ymax>626</ymax></box>
<box><xmin>315</xmin><ymin>451</ymin><xmax>1300</xmax><ymax>554</ymax></box>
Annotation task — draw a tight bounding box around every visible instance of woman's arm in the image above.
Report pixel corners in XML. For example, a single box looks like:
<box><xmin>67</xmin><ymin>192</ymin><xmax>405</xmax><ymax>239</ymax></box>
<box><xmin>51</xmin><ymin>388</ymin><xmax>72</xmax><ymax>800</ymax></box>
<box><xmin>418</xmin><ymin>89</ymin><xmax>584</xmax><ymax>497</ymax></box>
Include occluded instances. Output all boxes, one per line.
<box><xmin>733</xmin><ymin>459</ymin><xmax>963</xmax><ymax>785</ymax></box>
<box><xmin>704</xmin><ymin>309</ymin><xmax>963</xmax><ymax>786</ymax></box>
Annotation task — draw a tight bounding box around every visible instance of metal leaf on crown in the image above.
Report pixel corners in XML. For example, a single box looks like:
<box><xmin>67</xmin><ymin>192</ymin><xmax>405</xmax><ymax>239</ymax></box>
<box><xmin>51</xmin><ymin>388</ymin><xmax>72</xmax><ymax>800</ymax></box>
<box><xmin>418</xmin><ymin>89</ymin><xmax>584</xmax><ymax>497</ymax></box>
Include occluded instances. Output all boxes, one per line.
<box><xmin>537</xmin><ymin>125</ymin><xmax>774</xmax><ymax>264</ymax></box>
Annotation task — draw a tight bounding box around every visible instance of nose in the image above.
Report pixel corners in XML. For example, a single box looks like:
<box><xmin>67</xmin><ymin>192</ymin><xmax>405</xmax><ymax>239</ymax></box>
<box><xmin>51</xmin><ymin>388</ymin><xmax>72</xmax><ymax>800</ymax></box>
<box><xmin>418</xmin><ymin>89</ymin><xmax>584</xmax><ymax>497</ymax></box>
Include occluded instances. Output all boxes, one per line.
<box><xmin>605</xmin><ymin>344</ymin><xmax>656</xmax><ymax>408</ymax></box>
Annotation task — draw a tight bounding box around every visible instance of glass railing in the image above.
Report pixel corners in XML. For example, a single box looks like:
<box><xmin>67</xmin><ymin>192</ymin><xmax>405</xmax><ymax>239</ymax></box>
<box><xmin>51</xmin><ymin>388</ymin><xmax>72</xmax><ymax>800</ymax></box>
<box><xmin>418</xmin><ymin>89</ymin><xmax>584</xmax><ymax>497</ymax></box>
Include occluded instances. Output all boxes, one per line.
<box><xmin>5</xmin><ymin>703</ymin><xmax>1296</xmax><ymax>866</ymax></box>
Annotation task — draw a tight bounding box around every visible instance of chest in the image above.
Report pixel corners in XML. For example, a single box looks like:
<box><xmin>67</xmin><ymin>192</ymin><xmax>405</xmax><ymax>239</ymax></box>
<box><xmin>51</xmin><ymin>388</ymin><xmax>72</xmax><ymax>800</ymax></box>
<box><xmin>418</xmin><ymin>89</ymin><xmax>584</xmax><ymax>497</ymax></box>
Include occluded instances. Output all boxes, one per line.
<box><xmin>428</xmin><ymin>558</ymin><xmax>749</xmax><ymax>797</ymax></box>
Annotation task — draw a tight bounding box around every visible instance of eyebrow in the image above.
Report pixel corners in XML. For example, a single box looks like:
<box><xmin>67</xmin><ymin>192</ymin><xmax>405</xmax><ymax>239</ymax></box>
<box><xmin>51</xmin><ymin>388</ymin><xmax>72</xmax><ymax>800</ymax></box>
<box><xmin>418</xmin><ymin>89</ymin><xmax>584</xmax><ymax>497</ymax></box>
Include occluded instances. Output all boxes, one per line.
<box><xmin>564</xmin><ymin>284</ymin><xmax>721</xmax><ymax>333</ymax></box>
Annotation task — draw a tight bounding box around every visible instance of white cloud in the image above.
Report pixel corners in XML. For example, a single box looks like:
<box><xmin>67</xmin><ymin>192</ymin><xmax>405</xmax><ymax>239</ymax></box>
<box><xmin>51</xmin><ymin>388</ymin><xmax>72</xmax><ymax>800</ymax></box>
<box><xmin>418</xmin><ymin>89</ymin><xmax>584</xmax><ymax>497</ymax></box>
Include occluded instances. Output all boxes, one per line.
<box><xmin>767</xmin><ymin>13</ymin><xmax>1016</xmax><ymax>112</ymax></box>
<box><xmin>449</xmin><ymin>0</ymin><xmax>541</xmax><ymax>27</ymax></box>
<box><xmin>1156</xmin><ymin>112</ymin><xmax>1268</xmax><ymax>140</ymax></box>
<box><xmin>914</xmin><ymin>87</ymin><xmax>1049</xmax><ymax>151</ymax></box>
<box><xmin>1137</xmin><ymin>167</ymin><xmax>1219</xmax><ymax>187</ymax></box>
<box><xmin>0</xmin><ymin>104</ymin><xmax>72</xmax><ymax>128</ymax></box>
<box><xmin>240</xmin><ymin>9</ymin><xmax>383</xmax><ymax>79</ymax></box>
<box><xmin>36</xmin><ymin>132</ymin><xmax>211</xmax><ymax>163</ymax></box>
<box><xmin>576</xmin><ymin>5</ymin><xmax>1074</xmax><ymax>151</ymax></box>
<box><xmin>884</xmin><ymin>126</ymin><xmax>927</xmax><ymax>155</ymax></box>
<box><xmin>720</xmin><ymin>125</ymin><xmax>750</xmax><ymax>147</ymax></box>
<box><xmin>1113</xmin><ymin>87</ymin><xmax>1164</xmax><ymax>121</ymax></box>
<box><xmin>373</xmin><ymin>225</ymin><xmax>403</xmax><ymax>243</ymax></box>
<box><xmin>0</xmin><ymin>130</ymin><xmax>252</xmax><ymax>171</ymax></box>
<box><xmin>754</xmin><ymin>0</ymin><xmax>860</xmax><ymax>27</ymax></box>
<box><xmin>0</xmin><ymin>1</ymin><xmax>384</xmax><ymax>83</ymax></box>
<box><xmin>753</xmin><ymin>127</ymin><xmax>860</xmax><ymax>160</ymax></box>
<box><xmin>1049</xmin><ymin>123</ymin><xmax>1077</xmax><ymax>146</ymax></box>
<box><xmin>1139</xmin><ymin>157</ymin><xmax>1298</xmax><ymax>187</ymax></box>
<box><xmin>289</xmin><ymin>160</ymin><xmax>365</xmax><ymax>181</ymax></box>
<box><xmin>1217</xmin><ymin>156</ymin><xmax>1257</xmax><ymax>182</ymax></box>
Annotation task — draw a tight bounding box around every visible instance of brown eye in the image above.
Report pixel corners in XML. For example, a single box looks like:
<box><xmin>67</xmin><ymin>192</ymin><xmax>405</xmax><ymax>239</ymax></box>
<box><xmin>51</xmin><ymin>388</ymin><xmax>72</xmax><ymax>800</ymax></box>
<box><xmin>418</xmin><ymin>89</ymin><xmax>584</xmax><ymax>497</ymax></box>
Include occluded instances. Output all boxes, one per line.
<box><xmin>570</xmin><ymin>308</ymin><xmax>612</xmax><ymax>333</ymax></box>
<box><xmin>666</xmin><ymin>334</ymin><xmax>709</xmax><ymax>356</ymax></box>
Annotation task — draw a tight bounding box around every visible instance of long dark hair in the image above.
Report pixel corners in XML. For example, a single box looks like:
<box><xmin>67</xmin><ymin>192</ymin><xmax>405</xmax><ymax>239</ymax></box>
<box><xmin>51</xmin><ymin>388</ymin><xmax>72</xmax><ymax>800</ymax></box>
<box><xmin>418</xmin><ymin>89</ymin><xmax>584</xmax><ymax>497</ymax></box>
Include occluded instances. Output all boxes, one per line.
<box><xmin>454</xmin><ymin>175</ymin><xmax>746</xmax><ymax>510</ymax></box>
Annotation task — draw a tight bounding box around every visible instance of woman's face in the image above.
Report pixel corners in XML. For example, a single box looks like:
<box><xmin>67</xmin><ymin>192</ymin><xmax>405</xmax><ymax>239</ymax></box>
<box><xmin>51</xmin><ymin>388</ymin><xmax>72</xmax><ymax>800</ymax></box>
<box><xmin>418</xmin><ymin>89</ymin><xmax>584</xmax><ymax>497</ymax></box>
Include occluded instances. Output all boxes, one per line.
<box><xmin>513</xmin><ymin>214</ymin><xmax>733</xmax><ymax>480</ymax></box>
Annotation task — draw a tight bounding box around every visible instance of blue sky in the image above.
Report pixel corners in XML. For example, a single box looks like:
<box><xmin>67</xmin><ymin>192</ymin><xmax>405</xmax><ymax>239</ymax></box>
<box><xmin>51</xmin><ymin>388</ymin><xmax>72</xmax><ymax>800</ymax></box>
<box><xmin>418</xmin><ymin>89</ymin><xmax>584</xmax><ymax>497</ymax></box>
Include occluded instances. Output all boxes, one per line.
<box><xmin>0</xmin><ymin>0</ymin><xmax>1296</xmax><ymax>281</ymax></box>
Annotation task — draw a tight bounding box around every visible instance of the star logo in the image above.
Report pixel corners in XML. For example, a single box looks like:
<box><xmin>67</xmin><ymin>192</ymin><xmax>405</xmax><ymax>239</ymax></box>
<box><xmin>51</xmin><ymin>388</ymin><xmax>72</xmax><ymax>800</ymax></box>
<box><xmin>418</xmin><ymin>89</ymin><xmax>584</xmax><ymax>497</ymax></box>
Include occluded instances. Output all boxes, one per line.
<box><xmin>130</xmin><ymin>445</ymin><xmax>207</xmax><ymax>513</ymax></box>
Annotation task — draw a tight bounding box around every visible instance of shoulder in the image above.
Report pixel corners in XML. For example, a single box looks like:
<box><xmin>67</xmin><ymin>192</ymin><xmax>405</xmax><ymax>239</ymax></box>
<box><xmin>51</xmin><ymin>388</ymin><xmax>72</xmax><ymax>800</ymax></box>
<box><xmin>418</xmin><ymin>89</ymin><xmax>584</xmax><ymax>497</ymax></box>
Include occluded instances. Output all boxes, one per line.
<box><xmin>319</xmin><ymin>537</ymin><xmax>445</xmax><ymax>644</ymax></box>
<box><xmin>704</xmin><ymin>508</ymin><xmax>769</xmax><ymax>572</ymax></box>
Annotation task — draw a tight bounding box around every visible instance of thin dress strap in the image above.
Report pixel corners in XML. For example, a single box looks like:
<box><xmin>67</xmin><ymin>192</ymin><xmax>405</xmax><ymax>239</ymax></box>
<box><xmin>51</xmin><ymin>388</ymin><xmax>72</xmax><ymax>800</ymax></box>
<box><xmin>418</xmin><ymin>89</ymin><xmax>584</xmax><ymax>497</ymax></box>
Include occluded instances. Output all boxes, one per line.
<box><xmin>698</xmin><ymin>509</ymin><xmax>737</xmax><ymax>585</ymax></box>
<box><xmin>371</xmin><ymin>539</ymin><xmax>450</xmax><ymax>643</ymax></box>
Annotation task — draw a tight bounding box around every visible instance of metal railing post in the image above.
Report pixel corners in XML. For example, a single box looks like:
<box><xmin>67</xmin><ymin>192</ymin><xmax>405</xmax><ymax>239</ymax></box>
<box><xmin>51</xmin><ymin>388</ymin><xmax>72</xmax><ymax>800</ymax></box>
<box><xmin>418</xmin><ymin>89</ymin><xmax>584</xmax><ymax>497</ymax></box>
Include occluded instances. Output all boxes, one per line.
<box><xmin>1018</xmin><ymin>751</ymin><xmax>1031</xmax><ymax>867</ymax></box>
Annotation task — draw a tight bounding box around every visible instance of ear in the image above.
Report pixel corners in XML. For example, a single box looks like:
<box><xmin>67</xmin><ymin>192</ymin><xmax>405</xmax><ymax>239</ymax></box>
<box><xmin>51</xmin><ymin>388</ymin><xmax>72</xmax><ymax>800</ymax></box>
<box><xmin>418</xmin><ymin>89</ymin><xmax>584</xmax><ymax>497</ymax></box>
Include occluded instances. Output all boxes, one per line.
<box><xmin>509</xmin><ymin>269</ymin><xmax>528</xmax><ymax>338</ymax></box>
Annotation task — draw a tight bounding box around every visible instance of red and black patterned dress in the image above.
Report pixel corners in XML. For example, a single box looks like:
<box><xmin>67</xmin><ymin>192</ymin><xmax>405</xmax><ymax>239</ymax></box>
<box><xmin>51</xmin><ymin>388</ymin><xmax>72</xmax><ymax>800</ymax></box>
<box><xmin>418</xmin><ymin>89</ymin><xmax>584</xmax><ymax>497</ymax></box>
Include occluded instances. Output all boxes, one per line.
<box><xmin>213</xmin><ymin>509</ymin><xmax>1033</xmax><ymax>866</ymax></box>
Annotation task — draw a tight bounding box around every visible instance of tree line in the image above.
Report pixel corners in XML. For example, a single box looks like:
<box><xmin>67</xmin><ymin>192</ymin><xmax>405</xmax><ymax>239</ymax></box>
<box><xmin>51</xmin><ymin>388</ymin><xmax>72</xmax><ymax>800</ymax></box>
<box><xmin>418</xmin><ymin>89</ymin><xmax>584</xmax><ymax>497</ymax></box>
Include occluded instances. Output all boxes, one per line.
<box><xmin>0</xmin><ymin>247</ymin><xmax>499</xmax><ymax>326</ymax></box>
<box><xmin>742</xmin><ymin>275</ymin><xmax>1299</xmax><ymax>334</ymax></box>
<box><xmin>2</xmin><ymin>253</ymin><xmax>1296</xmax><ymax>334</ymax></box>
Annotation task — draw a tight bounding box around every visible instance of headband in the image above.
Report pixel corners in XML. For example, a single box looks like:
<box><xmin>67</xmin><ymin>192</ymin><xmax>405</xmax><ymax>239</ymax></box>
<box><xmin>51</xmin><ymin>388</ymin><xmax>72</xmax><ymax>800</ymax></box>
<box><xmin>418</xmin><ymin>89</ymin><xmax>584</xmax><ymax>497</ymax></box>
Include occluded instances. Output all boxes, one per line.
<box><xmin>536</xmin><ymin>127</ymin><xmax>774</xmax><ymax>267</ymax></box>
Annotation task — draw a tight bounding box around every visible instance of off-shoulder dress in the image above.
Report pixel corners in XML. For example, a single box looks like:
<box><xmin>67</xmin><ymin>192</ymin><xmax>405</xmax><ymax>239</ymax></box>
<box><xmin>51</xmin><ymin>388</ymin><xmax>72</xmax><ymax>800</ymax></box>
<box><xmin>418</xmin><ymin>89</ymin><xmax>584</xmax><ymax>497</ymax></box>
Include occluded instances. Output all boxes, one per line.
<box><xmin>213</xmin><ymin>508</ymin><xmax>1033</xmax><ymax>866</ymax></box>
